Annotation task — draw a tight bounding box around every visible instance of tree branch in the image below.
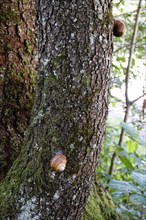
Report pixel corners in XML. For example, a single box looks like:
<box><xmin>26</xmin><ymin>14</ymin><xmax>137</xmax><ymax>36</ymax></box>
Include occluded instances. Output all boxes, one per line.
<box><xmin>130</xmin><ymin>93</ymin><xmax>146</xmax><ymax>105</ymax></box>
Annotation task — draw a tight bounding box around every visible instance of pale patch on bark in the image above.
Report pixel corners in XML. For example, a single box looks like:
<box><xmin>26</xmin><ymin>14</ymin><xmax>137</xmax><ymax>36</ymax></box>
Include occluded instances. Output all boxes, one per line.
<box><xmin>17</xmin><ymin>197</ymin><xmax>39</xmax><ymax>220</ymax></box>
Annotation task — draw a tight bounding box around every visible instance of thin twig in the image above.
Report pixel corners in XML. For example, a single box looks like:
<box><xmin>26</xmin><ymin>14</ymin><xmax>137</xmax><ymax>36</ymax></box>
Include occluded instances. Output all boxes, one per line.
<box><xmin>113</xmin><ymin>39</ymin><xmax>145</xmax><ymax>53</ymax></box>
<box><xmin>115</xmin><ymin>9</ymin><xmax>137</xmax><ymax>17</ymax></box>
<box><xmin>130</xmin><ymin>93</ymin><xmax>146</xmax><ymax>105</ymax></box>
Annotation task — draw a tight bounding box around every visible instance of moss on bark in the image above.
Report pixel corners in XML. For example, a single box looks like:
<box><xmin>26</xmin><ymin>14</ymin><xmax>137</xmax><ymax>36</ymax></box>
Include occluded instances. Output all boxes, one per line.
<box><xmin>82</xmin><ymin>181</ymin><xmax>119</xmax><ymax>220</ymax></box>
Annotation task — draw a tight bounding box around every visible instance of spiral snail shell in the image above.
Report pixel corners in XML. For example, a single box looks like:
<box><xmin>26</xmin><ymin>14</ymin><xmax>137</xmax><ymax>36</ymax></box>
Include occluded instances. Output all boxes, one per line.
<box><xmin>50</xmin><ymin>154</ymin><xmax>67</xmax><ymax>172</ymax></box>
<box><xmin>113</xmin><ymin>19</ymin><xmax>126</xmax><ymax>37</ymax></box>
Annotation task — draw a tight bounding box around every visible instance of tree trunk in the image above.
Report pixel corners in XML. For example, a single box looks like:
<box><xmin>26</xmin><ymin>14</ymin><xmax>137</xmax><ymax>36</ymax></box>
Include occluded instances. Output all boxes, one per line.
<box><xmin>0</xmin><ymin>0</ymin><xmax>114</xmax><ymax>219</ymax></box>
<box><xmin>0</xmin><ymin>0</ymin><xmax>36</xmax><ymax>180</ymax></box>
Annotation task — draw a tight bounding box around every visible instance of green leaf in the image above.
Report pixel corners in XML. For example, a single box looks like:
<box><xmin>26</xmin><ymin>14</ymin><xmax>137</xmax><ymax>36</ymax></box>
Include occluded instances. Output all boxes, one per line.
<box><xmin>116</xmin><ymin>147</ymin><xmax>134</xmax><ymax>169</ymax></box>
<box><xmin>131</xmin><ymin>171</ymin><xmax>146</xmax><ymax>188</ymax></box>
<box><xmin>130</xmin><ymin>194</ymin><xmax>146</xmax><ymax>205</ymax></box>
<box><xmin>116</xmin><ymin>147</ymin><xmax>124</xmax><ymax>153</ymax></box>
<box><xmin>112</xmin><ymin>64</ymin><xmax>120</xmax><ymax>70</ymax></box>
<box><xmin>127</xmin><ymin>140</ymin><xmax>136</xmax><ymax>153</ymax></box>
<box><xmin>108</xmin><ymin>180</ymin><xmax>139</xmax><ymax>193</ymax></box>
<box><xmin>112</xmin><ymin>191</ymin><xmax>124</xmax><ymax>199</ymax></box>
<box><xmin>110</xmin><ymin>95</ymin><xmax>122</xmax><ymax>102</ymax></box>
<box><xmin>120</xmin><ymin>122</ymin><xmax>145</xmax><ymax>146</ymax></box>
<box><xmin>132</xmin><ymin>58</ymin><xmax>135</xmax><ymax>66</ymax></box>
<box><xmin>116</xmin><ymin>205</ymin><xmax>141</xmax><ymax>219</ymax></box>
<box><xmin>118</xmin><ymin>155</ymin><xmax>134</xmax><ymax>170</ymax></box>
<box><xmin>116</xmin><ymin>56</ymin><xmax>126</xmax><ymax>62</ymax></box>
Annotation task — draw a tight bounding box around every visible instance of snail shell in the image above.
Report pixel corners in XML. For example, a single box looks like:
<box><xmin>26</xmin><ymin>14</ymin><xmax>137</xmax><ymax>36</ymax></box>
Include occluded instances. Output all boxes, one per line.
<box><xmin>50</xmin><ymin>154</ymin><xmax>67</xmax><ymax>172</ymax></box>
<box><xmin>113</xmin><ymin>19</ymin><xmax>126</xmax><ymax>37</ymax></box>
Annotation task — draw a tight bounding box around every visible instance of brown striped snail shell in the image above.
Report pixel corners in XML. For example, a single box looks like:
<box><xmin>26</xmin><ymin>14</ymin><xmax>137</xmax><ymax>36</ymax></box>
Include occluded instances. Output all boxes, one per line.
<box><xmin>50</xmin><ymin>154</ymin><xmax>67</xmax><ymax>172</ymax></box>
<box><xmin>113</xmin><ymin>19</ymin><xmax>126</xmax><ymax>37</ymax></box>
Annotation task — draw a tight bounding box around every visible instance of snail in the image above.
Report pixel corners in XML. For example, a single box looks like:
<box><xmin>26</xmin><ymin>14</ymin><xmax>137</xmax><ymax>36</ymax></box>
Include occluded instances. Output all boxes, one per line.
<box><xmin>113</xmin><ymin>19</ymin><xmax>126</xmax><ymax>37</ymax></box>
<box><xmin>50</xmin><ymin>153</ymin><xmax>67</xmax><ymax>172</ymax></box>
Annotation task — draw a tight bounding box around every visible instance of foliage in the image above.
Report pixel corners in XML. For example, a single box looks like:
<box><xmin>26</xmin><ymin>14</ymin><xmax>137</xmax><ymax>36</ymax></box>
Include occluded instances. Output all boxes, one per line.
<box><xmin>109</xmin><ymin>171</ymin><xmax>146</xmax><ymax>220</ymax></box>
<box><xmin>97</xmin><ymin>0</ymin><xmax>146</xmax><ymax>219</ymax></box>
<box><xmin>97</xmin><ymin>120</ymin><xmax>146</xmax><ymax>219</ymax></box>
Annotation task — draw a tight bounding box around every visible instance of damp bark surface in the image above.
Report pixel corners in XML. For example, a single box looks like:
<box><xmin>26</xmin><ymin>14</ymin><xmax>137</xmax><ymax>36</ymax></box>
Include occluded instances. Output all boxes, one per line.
<box><xmin>0</xmin><ymin>0</ymin><xmax>36</xmax><ymax>180</ymax></box>
<box><xmin>0</xmin><ymin>0</ymin><xmax>113</xmax><ymax>219</ymax></box>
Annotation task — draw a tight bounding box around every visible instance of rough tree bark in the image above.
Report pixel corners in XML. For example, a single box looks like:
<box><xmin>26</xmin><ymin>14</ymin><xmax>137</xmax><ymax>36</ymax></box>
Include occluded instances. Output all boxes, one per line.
<box><xmin>0</xmin><ymin>0</ymin><xmax>36</xmax><ymax>180</ymax></box>
<box><xmin>0</xmin><ymin>0</ymin><xmax>114</xmax><ymax>219</ymax></box>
